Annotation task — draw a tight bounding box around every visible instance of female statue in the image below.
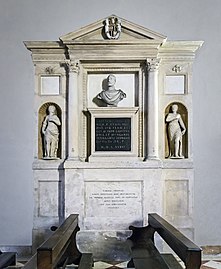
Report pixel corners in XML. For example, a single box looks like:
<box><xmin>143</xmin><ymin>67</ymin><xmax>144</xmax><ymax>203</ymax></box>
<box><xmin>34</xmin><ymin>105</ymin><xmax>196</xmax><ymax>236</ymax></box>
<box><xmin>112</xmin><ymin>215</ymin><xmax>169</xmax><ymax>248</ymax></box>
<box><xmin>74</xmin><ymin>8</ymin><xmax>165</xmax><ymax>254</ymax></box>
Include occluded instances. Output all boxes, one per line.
<box><xmin>42</xmin><ymin>105</ymin><xmax>61</xmax><ymax>159</ymax></box>
<box><xmin>166</xmin><ymin>104</ymin><xmax>186</xmax><ymax>159</ymax></box>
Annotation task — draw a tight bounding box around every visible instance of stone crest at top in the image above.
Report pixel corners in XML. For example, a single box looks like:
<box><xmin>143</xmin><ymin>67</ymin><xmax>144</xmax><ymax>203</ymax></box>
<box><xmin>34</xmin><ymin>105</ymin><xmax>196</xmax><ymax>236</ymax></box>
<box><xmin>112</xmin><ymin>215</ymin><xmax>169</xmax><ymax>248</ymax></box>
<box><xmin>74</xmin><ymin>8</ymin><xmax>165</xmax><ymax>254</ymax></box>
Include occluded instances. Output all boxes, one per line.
<box><xmin>59</xmin><ymin>14</ymin><xmax>167</xmax><ymax>43</ymax></box>
<box><xmin>104</xmin><ymin>16</ymin><xmax>121</xmax><ymax>40</ymax></box>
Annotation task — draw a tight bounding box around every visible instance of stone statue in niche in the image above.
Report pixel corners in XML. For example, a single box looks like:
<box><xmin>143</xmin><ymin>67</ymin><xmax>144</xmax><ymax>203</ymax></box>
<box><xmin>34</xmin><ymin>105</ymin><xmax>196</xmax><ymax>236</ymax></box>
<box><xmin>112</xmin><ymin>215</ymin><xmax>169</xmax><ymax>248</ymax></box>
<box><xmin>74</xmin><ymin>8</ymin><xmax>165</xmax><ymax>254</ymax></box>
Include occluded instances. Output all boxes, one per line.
<box><xmin>97</xmin><ymin>74</ymin><xmax>126</xmax><ymax>107</ymax></box>
<box><xmin>42</xmin><ymin>105</ymin><xmax>61</xmax><ymax>159</ymax></box>
<box><xmin>166</xmin><ymin>104</ymin><xmax>186</xmax><ymax>159</ymax></box>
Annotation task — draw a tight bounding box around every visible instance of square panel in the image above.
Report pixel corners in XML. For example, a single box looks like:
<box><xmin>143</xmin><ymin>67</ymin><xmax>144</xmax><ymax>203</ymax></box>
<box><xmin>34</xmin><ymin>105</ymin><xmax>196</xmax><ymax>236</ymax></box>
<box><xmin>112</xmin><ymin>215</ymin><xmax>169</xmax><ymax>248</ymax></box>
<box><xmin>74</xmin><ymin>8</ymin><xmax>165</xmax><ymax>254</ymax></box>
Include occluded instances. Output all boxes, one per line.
<box><xmin>41</xmin><ymin>76</ymin><xmax>60</xmax><ymax>95</ymax></box>
<box><xmin>87</xmin><ymin>73</ymin><xmax>135</xmax><ymax>107</ymax></box>
<box><xmin>38</xmin><ymin>181</ymin><xmax>59</xmax><ymax>217</ymax></box>
<box><xmin>165</xmin><ymin>180</ymin><xmax>189</xmax><ymax>217</ymax></box>
<box><xmin>165</xmin><ymin>75</ymin><xmax>185</xmax><ymax>94</ymax></box>
<box><xmin>84</xmin><ymin>180</ymin><xmax>142</xmax><ymax>229</ymax></box>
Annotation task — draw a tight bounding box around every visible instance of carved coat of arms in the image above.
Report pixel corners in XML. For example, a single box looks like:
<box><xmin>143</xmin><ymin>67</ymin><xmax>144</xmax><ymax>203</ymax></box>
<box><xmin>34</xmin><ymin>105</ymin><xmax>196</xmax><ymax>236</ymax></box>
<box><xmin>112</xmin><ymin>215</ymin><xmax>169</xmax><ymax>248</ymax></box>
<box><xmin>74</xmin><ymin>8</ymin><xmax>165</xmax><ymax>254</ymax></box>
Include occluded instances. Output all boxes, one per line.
<box><xmin>104</xmin><ymin>16</ymin><xmax>121</xmax><ymax>40</ymax></box>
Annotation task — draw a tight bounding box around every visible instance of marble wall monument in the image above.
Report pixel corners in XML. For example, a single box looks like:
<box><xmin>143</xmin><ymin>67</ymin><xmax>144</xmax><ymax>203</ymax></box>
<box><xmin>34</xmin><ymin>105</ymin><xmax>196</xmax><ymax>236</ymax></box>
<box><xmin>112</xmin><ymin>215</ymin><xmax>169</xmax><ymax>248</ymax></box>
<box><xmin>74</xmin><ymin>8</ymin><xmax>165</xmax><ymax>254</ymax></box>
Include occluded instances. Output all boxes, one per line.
<box><xmin>25</xmin><ymin>15</ymin><xmax>203</xmax><ymax>259</ymax></box>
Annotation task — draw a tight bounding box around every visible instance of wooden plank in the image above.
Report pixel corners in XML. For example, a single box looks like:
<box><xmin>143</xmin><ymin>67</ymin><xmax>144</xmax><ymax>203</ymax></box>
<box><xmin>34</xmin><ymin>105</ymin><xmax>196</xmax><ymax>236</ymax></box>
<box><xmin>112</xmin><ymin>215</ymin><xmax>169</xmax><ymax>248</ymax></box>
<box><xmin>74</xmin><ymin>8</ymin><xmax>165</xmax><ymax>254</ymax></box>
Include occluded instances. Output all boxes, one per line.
<box><xmin>51</xmin><ymin>219</ymin><xmax>80</xmax><ymax>264</ymax></box>
<box><xmin>130</xmin><ymin>240</ymin><xmax>170</xmax><ymax>269</ymax></box>
<box><xmin>37</xmin><ymin>250</ymin><xmax>52</xmax><ymax>269</ymax></box>
<box><xmin>131</xmin><ymin>240</ymin><xmax>163</xmax><ymax>258</ymax></box>
<box><xmin>78</xmin><ymin>253</ymin><xmax>93</xmax><ymax>269</ymax></box>
<box><xmin>161</xmin><ymin>254</ymin><xmax>183</xmax><ymax>269</ymax></box>
<box><xmin>0</xmin><ymin>252</ymin><xmax>16</xmax><ymax>269</ymax></box>
<box><xmin>37</xmin><ymin>214</ymin><xmax>81</xmax><ymax>268</ymax></box>
<box><xmin>38</xmin><ymin>214</ymin><xmax>79</xmax><ymax>251</ymax></box>
<box><xmin>148</xmin><ymin>213</ymin><xmax>201</xmax><ymax>269</ymax></box>
<box><xmin>133</xmin><ymin>255</ymin><xmax>169</xmax><ymax>269</ymax></box>
<box><xmin>22</xmin><ymin>253</ymin><xmax>37</xmax><ymax>269</ymax></box>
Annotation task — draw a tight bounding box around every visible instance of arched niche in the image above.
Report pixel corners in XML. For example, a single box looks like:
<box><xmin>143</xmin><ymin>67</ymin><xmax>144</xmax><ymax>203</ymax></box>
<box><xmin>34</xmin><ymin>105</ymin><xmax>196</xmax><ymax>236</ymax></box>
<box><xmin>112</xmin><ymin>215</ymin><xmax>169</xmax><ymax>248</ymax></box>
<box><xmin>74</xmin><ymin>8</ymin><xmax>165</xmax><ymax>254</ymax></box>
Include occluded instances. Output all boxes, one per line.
<box><xmin>38</xmin><ymin>103</ymin><xmax>62</xmax><ymax>159</ymax></box>
<box><xmin>165</xmin><ymin>102</ymin><xmax>188</xmax><ymax>159</ymax></box>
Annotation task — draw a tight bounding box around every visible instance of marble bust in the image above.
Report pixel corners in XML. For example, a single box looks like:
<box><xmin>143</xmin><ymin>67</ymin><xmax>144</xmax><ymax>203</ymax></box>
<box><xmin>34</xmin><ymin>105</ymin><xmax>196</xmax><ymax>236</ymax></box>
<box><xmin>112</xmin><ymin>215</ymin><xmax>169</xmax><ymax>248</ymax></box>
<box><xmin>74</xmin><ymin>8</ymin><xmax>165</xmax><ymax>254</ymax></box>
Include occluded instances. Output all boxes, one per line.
<box><xmin>42</xmin><ymin>105</ymin><xmax>61</xmax><ymax>159</ymax></box>
<box><xmin>166</xmin><ymin>104</ymin><xmax>186</xmax><ymax>159</ymax></box>
<box><xmin>97</xmin><ymin>74</ymin><xmax>126</xmax><ymax>107</ymax></box>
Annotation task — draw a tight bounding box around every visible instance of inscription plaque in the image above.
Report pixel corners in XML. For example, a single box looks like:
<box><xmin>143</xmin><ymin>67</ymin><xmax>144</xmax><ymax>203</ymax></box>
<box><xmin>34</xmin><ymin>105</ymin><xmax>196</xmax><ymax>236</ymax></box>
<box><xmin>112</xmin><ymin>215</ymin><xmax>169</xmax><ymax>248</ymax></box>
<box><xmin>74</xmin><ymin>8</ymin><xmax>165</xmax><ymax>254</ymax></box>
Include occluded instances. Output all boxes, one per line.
<box><xmin>95</xmin><ymin>117</ymin><xmax>131</xmax><ymax>151</ymax></box>
<box><xmin>85</xmin><ymin>181</ymin><xmax>142</xmax><ymax>218</ymax></box>
<box><xmin>85</xmin><ymin>181</ymin><xmax>142</xmax><ymax>229</ymax></box>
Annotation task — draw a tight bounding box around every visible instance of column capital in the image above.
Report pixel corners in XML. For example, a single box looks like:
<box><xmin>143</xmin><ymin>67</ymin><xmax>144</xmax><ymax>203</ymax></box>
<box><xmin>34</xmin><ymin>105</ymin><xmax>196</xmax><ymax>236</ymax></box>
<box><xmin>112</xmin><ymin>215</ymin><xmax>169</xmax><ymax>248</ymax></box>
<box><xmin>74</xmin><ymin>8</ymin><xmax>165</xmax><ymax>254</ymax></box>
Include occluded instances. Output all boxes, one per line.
<box><xmin>66</xmin><ymin>60</ymin><xmax>80</xmax><ymax>73</ymax></box>
<box><xmin>146</xmin><ymin>58</ymin><xmax>160</xmax><ymax>72</ymax></box>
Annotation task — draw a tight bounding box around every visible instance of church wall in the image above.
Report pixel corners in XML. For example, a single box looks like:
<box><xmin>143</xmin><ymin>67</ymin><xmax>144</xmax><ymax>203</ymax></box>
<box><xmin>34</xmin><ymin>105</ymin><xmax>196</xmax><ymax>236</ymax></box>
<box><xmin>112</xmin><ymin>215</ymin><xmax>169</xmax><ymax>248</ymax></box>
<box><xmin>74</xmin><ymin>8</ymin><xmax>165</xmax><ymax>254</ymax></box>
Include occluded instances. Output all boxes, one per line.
<box><xmin>0</xmin><ymin>0</ymin><xmax>221</xmax><ymax>252</ymax></box>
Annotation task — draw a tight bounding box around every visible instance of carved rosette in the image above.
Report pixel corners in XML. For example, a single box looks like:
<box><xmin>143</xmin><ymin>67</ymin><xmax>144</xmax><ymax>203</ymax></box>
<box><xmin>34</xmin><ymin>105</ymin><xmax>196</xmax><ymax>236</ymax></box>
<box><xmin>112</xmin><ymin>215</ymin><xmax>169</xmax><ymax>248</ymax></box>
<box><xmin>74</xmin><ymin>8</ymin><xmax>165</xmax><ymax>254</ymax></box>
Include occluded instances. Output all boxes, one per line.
<box><xmin>45</xmin><ymin>66</ymin><xmax>54</xmax><ymax>74</ymax></box>
<box><xmin>172</xmin><ymin>64</ymin><xmax>182</xmax><ymax>73</ymax></box>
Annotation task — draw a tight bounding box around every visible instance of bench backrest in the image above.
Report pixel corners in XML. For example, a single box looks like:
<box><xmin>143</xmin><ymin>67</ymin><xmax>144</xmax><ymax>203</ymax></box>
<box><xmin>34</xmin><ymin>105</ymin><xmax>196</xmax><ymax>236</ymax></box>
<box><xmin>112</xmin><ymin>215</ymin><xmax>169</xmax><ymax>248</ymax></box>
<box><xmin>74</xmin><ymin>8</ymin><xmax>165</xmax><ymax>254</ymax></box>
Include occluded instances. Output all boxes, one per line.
<box><xmin>148</xmin><ymin>213</ymin><xmax>201</xmax><ymax>269</ymax></box>
<box><xmin>37</xmin><ymin>214</ymin><xmax>81</xmax><ymax>269</ymax></box>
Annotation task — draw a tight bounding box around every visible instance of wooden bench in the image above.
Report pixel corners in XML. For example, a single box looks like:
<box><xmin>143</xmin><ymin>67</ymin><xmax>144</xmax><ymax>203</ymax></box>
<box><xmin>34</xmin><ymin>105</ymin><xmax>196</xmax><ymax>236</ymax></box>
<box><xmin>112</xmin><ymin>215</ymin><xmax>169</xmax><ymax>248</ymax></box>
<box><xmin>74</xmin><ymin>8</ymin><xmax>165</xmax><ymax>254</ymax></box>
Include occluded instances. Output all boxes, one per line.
<box><xmin>127</xmin><ymin>213</ymin><xmax>201</xmax><ymax>269</ymax></box>
<box><xmin>0</xmin><ymin>250</ymin><xmax>16</xmax><ymax>269</ymax></box>
<box><xmin>23</xmin><ymin>214</ymin><xmax>93</xmax><ymax>269</ymax></box>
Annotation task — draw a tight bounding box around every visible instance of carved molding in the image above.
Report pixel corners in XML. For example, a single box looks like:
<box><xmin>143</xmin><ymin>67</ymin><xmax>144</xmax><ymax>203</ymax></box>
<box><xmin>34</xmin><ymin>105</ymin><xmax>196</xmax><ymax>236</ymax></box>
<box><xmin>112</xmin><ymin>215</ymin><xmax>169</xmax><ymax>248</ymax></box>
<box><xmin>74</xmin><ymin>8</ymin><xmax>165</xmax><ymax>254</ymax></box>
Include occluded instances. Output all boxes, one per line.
<box><xmin>82</xmin><ymin>66</ymin><xmax>144</xmax><ymax>159</ymax></box>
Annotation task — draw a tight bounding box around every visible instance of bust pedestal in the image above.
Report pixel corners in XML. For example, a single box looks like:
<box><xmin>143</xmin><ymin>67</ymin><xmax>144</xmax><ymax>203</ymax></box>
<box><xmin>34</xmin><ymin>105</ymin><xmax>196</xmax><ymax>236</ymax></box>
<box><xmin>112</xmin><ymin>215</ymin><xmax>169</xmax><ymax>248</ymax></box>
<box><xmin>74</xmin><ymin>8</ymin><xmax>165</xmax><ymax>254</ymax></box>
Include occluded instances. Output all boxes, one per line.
<box><xmin>88</xmin><ymin>107</ymin><xmax>139</xmax><ymax>162</ymax></box>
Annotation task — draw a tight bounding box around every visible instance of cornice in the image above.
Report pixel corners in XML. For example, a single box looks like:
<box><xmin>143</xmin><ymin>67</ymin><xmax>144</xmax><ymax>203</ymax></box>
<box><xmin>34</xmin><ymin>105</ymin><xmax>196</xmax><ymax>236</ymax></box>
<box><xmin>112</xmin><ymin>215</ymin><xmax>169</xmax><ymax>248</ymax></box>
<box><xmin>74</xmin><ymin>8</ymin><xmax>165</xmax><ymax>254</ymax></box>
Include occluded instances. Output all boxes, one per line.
<box><xmin>159</xmin><ymin>41</ymin><xmax>204</xmax><ymax>54</ymax></box>
<box><xmin>24</xmin><ymin>41</ymin><xmax>65</xmax><ymax>50</ymax></box>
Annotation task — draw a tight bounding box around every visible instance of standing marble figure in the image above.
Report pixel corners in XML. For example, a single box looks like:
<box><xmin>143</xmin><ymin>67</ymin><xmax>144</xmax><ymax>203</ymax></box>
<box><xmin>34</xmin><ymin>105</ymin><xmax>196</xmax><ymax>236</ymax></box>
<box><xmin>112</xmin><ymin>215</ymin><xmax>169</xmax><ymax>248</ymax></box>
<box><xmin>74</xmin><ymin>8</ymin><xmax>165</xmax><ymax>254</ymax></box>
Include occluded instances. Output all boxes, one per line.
<box><xmin>166</xmin><ymin>104</ymin><xmax>186</xmax><ymax>158</ymax></box>
<box><xmin>97</xmin><ymin>74</ymin><xmax>126</xmax><ymax>106</ymax></box>
<box><xmin>42</xmin><ymin>105</ymin><xmax>61</xmax><ymax>159</ymax></box>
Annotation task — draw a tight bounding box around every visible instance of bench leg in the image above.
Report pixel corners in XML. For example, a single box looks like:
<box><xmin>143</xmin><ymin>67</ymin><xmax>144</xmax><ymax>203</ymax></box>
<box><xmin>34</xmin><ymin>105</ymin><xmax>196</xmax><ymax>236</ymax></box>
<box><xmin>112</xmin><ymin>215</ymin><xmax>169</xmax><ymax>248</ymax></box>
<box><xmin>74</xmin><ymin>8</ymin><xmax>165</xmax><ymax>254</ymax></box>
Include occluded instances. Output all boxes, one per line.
<box><xmin>127</xmin><ymin>259</ymin><xmax>134</xmax><ymax>268</ymax></box>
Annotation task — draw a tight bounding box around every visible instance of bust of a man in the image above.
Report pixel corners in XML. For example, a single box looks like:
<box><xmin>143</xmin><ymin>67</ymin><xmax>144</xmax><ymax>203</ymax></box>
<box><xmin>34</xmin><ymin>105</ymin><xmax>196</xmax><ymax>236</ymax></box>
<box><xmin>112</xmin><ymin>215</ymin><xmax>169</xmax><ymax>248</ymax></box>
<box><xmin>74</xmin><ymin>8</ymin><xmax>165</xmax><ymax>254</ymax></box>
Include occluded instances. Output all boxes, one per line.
<box><xmin>97</xmin><ymin>74</ymin><xmax>126</xmax><ymax>106</ymax></box>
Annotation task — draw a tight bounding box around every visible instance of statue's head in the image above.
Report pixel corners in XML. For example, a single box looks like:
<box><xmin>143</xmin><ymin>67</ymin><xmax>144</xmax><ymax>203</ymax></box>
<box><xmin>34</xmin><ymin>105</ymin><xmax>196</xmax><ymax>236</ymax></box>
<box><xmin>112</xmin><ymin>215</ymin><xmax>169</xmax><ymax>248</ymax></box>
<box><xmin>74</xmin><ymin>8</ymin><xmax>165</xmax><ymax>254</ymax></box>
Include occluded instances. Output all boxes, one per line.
<box><xmin>107</xmin><ymin>74</ymin><xmax>116</xmax><ymax>87</ymax></box>
<box><xmin>48</xmin><ymin>105</ymin><xmax>56</xmax><ymax>115</ymax></box>
<box><xmin>171</xmin><ymin>104</ymin><xmax>178</xmax><ymax>113</ymax></box>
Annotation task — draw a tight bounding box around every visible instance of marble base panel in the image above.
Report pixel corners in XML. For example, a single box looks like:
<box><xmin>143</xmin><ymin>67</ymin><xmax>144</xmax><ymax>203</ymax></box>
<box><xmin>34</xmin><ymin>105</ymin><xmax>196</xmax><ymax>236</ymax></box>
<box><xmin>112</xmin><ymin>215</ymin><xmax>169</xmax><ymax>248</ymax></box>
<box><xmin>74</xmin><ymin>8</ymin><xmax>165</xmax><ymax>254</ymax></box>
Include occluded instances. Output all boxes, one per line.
<box><xmin>32</xmin><ymin>161</ymin><xmax>194</xmax><ymax>259</ymax></box>
<box><xmin>64</xmin><ymin>167</ymin><xmax>163</xmax><ymax>229</ymax></box>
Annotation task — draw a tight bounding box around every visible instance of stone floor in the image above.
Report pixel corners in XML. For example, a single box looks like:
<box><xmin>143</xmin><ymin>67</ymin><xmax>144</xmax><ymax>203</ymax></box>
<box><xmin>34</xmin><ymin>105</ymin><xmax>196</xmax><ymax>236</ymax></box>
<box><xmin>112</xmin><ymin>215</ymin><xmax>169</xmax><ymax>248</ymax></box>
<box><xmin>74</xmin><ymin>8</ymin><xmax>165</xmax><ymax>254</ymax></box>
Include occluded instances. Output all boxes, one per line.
<box><xmin>200</xmin><ymin>256</ymin><xmax>221</xmax><ymax>269</ymax></box>
<box><xmin>89</xmin><ymin>259</ymin><xmax>221</xmax><ymax>269</ymax></box>
<box><xmin>65</xmin><ymin>255</ymin><xmax>221</xmax><ymax>269</ymax></box>
<box><xmin>12</xmin><ymin>254</ymin><xmax>221</xmax><ymax>269</ymax></box>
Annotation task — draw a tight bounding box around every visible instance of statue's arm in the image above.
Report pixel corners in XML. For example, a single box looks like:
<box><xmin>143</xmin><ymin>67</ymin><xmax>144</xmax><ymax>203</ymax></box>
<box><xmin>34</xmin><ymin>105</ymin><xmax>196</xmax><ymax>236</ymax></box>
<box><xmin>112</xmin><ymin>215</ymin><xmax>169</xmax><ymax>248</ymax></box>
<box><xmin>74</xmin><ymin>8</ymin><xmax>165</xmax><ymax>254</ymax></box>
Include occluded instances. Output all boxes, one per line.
<box><xmin>166</xmin><ymin>113</ymin><xmax>174</xmax><ymax>122</ymax></box>
<box><xmin>42</xmin><ymin>116</ymin><xmax>48</xmax><ymax>134</ymax></box>
<box><xmin>178</xmin><ymin>115</ymin><xmax>186</xmax><ymax>134</ymax></box>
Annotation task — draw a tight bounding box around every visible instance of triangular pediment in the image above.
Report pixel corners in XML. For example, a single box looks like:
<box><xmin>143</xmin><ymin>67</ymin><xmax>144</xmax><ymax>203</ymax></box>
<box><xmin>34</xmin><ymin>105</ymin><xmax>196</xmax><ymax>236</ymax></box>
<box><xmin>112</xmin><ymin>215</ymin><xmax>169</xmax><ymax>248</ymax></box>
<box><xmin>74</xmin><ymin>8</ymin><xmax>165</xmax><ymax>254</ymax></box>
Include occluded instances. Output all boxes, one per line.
<box><xmin>60</xmin><ymin>15</ymin><xmax>167</xmax><ymax>43</ymax></box>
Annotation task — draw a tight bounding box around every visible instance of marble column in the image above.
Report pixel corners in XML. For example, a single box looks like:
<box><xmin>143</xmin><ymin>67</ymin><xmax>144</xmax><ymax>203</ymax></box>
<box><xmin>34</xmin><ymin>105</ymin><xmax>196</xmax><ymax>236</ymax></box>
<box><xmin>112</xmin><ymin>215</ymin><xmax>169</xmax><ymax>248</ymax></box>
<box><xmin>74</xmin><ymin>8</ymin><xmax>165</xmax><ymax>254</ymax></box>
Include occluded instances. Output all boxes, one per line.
<box><xmin>67</xmin><ymin>60</ymin><xmax>80</xmax><ymax>160</ymax></box>
<box><xmin>146</xmin><ymin>58</ymin><xmax>160</xmax><ymax>160</ymax></box>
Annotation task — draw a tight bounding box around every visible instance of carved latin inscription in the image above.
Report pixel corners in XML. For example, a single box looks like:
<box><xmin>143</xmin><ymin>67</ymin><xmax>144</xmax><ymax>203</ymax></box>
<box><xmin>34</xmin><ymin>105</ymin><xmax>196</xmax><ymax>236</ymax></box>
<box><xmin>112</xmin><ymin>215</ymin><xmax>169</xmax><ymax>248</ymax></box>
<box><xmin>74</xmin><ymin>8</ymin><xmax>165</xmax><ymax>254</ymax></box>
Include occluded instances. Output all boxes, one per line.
<box><xmin>86</xmin><ymin>181</ymin><xmax>142</xmax><ymax>217</ymax></box>
<box><xmin>95</xmin><ymin>118</ymin><xmax>131</xmax><ymax>151</ymax></box>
